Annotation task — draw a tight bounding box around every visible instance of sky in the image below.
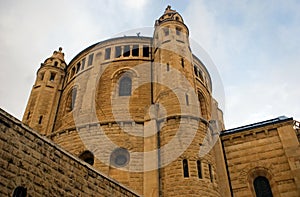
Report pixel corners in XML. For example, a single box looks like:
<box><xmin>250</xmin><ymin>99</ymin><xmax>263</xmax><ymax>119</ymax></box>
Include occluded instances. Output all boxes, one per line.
<box><xmin>0</xmin><ymin>0</ymin><xmax>299</xmax><ymax>129</ymax></box>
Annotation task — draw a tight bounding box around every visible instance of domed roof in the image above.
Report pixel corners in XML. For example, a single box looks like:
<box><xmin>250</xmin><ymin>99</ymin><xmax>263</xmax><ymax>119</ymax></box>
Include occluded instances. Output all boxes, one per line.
<box><xmin>156</xmin><ymin>5</ymin><xmax>184</xmax><ymax>25</ymax></box>
<box><xmin>49</xmin><ymin>47</ymin><xmax>65</xmax><ymax>62</ymax></box>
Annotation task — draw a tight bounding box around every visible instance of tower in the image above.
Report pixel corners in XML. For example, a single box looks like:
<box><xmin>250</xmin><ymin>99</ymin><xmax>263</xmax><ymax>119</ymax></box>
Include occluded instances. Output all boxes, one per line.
<box><xmin>22</xmin><ymin>48</ymin><xmax>66</xmax><ymax>135</ymax></box>
<box><xmin>152</xmin><ymin>6</ymin><xmax>221</xmax><ymax>196</ymax></box>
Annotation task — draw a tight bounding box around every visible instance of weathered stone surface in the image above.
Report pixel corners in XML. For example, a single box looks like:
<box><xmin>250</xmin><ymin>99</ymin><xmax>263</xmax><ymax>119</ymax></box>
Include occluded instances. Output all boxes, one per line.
<box><xmin>0</xmin><ymin>109</ymin><xmax>139</xmax><ymax>197</ymax></box>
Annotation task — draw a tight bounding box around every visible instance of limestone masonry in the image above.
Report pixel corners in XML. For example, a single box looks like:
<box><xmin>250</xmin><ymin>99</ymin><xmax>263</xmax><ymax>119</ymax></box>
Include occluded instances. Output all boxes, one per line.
<box><xmin>1</xmin><ymin>6</ymin><xmax>299</xmax><ymax>197</ymax></box>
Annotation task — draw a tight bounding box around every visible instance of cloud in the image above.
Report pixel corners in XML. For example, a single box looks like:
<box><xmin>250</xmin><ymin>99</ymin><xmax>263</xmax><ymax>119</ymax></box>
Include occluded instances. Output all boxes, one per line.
<box><xmin>184</xmin><ymin>0</ymin><xmax>300</xmax><ymax>128</ymax></box>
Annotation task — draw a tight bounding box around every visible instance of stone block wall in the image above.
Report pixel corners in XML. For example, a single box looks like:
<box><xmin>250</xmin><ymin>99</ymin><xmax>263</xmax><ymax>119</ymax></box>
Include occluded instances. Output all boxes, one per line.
<box><xmin>221</xmin><ymin>119</ymin><xmax>300</xmax><ymax>197</ymax></box>
<box><xmin>0</xmin><ymin>108</ymin><xmax>139</xmax><ymax>197</ymax></box>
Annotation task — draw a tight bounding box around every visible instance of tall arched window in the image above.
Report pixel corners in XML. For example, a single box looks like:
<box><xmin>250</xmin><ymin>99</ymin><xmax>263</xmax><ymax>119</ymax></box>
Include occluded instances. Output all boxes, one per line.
<box><xmin>79</xmin><ymin>150</ymin><xmax>94</xmax><ymax>165</ymax></box>
<box><xmin>197</xmin><ymin>160</ymin><xmax>202</xmax><ymax>179</ymax></box>
<box><xmin>253</xmin><ymin>176</ymin><xmax>273</xmax><ymax>197</ymax></box>
<box><xmin>182</xmin><ymin>159</ymin><xmax>189</xmax><ymax>178</ymax></box>
<box><xmin>66</xmin><ymin>88</ymin><xmax>77</xmax><ymax>112</ymax></box>
<box><xmin>198</xmin><ymin>91</ymin><xmax>207</xmax><ymax>119</ymax></box>
<box><xmin>119</xmin><ymin>76</ymin><xmax>132</xmax><ymax>96</ymax></box>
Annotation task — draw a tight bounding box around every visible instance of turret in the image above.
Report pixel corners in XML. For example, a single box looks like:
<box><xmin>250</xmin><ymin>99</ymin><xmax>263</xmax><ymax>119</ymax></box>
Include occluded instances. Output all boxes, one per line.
<box><xmin>152</xmin><ymin>6</ymin><xmax>195</xmax><ymax>115</ymax></box>
<box><xmin>22</xmin><ymin>48</ymin><xmax>66</xmax><ymax>135</ymax></box>
<box><xmin>151</xmin><ymin>6</ymin><xmax>221</xmax><ymax>196</ymax></box>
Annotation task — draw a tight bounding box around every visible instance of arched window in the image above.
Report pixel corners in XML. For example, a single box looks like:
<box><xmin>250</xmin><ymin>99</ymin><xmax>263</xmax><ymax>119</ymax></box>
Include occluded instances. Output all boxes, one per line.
<box><xmin>254</xmin><ymin>176</ymin><xmax>273</xmax><ymax>197</ymax></box>
<box><xmin>208</xmin><ymin>163</ymin><xmax>213</xmax><ymax>182</ymax></box>
<box><xmin>197</xmin><ymin>160</ymin><xmax>202</xmax><ymax>179</ymax></box>
<box><xmin>119</xmin><ymin>76</ymin><xmax>132</xmax><ymax>96</ymax></box>
<box><xmin>198</xmin><ymin>91</ymin><xmax>207</xmax><ymax>119</ymax></box>
<box><xmin>182</xmin><ymin>159</ymin><xmax>189</xmax><ymax>178</ymax></box>
<box><xmin>79</xmin><ymin>150</ymin><xmax>94</xmax><ymax>165</ymax></box>
<box><xmin>13</xmin><ymin>186</ymin><xmax>27</xmax><ymax>197</ymax></box>
<box><xmin>66</xmin><ymin>88</ymin><xmax>77</xmax><ymax>112</ymax></box>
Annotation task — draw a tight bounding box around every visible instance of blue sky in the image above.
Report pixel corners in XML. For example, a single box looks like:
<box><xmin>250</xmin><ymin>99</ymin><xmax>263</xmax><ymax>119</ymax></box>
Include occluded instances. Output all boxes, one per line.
<box><xmin>0</xmin><ymin>0</ymin><xmax>299</xmax><ymax>128</ymax></box>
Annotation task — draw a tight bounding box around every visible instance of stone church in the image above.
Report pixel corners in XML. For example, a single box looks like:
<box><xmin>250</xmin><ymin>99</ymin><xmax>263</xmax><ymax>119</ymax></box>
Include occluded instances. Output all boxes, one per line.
<box><xmin>1</xmin><ymin>6</ymin><xmax>299</xmax><ymax>197</ymax></box>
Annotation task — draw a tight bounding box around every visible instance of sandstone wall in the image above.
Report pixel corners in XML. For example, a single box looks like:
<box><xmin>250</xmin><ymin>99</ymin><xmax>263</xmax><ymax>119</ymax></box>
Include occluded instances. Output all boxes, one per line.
<box><xmin>0</xmin><ymin>108</ymin><xmax>139</xmax><ymax>197</ymax></box>
<box><xmin>221</xmin><ymin>119</ymin><xmax>300</xmax><ymax>197</ymax></box>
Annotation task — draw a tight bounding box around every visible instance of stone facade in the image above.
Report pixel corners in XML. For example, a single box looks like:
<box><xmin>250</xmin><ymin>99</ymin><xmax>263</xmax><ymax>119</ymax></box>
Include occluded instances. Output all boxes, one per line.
<box><xmin>221</xmin><ymin>117</ymin><xmax>300</xmax><ymax>197</ymax></box>
<box><xmin>2</xmin><ymin>5</ymin><xmax>298</xmax><ymax>197</ymax></box>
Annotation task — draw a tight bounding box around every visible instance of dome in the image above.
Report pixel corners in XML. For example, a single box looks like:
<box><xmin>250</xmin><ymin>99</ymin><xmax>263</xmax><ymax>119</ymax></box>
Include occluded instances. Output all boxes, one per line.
<box><xmin>156</xmin><ymin>5</ymin><xmax>184</xmax><ymax>25</ymax></box>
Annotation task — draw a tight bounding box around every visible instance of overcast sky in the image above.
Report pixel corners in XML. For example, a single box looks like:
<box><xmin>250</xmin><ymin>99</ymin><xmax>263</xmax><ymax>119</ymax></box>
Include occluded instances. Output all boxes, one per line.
<box><xmin>0</xmin><ymin>0</ymin><xmax>299</xmax><ymax>129</ymax></box>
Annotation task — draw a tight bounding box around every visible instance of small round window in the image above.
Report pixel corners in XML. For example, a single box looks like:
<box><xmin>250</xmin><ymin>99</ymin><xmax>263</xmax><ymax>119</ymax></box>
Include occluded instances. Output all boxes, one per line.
<box><xmin>110</xmin><ymin>148</ymin><xmax>130</xmax><ymax>168</ymax></box>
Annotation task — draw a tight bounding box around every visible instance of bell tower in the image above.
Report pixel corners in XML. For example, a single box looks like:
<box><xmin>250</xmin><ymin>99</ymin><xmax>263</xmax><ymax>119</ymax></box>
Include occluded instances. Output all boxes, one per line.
<box><xmin>152</xmin><ymin>6</ymin><xmax>221</xmax><ymax>196</ymax></box>
<box><xmin>22</xmin><ymin>48</ymin><xmax>66</xmax><ymax>135</ymax></box>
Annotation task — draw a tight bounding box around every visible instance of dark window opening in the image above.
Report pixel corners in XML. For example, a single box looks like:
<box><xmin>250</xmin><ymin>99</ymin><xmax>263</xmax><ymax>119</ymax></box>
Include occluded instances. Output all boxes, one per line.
<box><xmin>67</xmin><ymin>88</ymin><xmax>77</xmax><ymax>112</ymax></box>
<box><xmin>175</xmin><ymin>16</ymin><xmax>180</xmax><ymax>21</ymax></box>
<box><xmin>185</xmin><ymin>94</ymin><xmax>189</xmax><ymax>106</ymax></box>
<box><xmin>208</xmin><ymin>163</ymin><xmax>213</xmax><ymax>182</ymax></box>
<box><xmin>81</xmin><ymin>58</ymin><xmax>86</xmax><ymax>70</ymax></box>
<box><xmin>88</xmin><ymin>53</ymin><xmax>94</xmax><ymax>66</ymax></box>
<box><xmin>40</xmin><ymin>72</ymin><xmax>44</xmax><ymax>81</ymax></box>
<box><xmin>119</xmin><ymin>76</ymin><xmax>132</xmax><ymax>96</ymax></box>
<box><xmin>50</xmin><ymin>72</ymin><xmax>56</xmax><ymax>81</ymax></box>
<box><xmin>123</xmin><ymin>45</ymin><xmax>130</xmax><ymax>57</ymax></box>
<box><xmin>105</xmin><ymin>48</ymin><xmax>111</xmax><ymax>60</ymax></box>
<box><xmin>132</xmin><ymin>45</ymin><xmax>139</xmax><ymax>56</ymax></box>
<box><xmin>164</xmin><ymin>27</ymin><xmax>169</xmax><ymax>36</ymax></box>
<box><xmin>197</xmin><ymin>160</ymin><xmax>202</xmax><ymax>179</ymax></box>
<box><xmin>79</xmin><ymin>150</ymin><xmax>94</xmax><ymax>165</ymax></box>
<box><xmin>143</xmin><ymin>45</ymin><xmax>149</xmax><ymax>57</ymax></box>
<box><xmin>167</xmin><ymin>63</ymin><xmax>170</xmax><ymax>71</ymax></box>
<box><xmin>254</xmin><ymin>176</ymin><xmax>273</xmax><ymax>197</ymax></box>
<box><xmin>71</xmin><ymin>67</ymin><xmax>76</xmax><ymax>78</ymax></box>
<box><xmin>54</xmin><ymin>61</ymin><xmax>58</xmax><ymax>67</ymax></box>
<box><xmin>76</xmin><ymin>63</ymin><xmax>81</xmax><ymax>74</ymax></box>
<box><xmin>176</xmin><ymin>27</ymin><xmax>182</xmax><ymax>35</ymax></box>
<box><xmin>181</xmin><ymin>58</ymin><xmax>184</xmax><ymax>68</ymax></box>
<box><xmin>199</xmin><ymin>71</ymin><xmax>204</xmax><ymax>82</ymax></box>
<box><xmin>115</xmin><ymin>46</ymin><xmax>122</xmax><ymax>58</ymax></box>
<box><xmin>26</xmin><ymin>112</ymin><xmax>30</xmax><ymax>120</ymax></box>
<box><xmin>194</xmin><ymin>65</ymin><xmax>199</xmax><ymax>77</ymax></box>
<box><xmin>13</xmin><ymin>186</ymin><xmax>27</xmax><ymax>197</ymax></box>
<box><xmin>198</xmin><ymin>92</ymin><xmax>207</xmax><ymax>119</ymax></box>
<box><xmin>38</xmin><ymin>116</ymin><xmax>43</xmax><ymax>124</ymax></box>
<box><xmin>183</xmin><ymin>159</ymin><xmax>189</xmax><ymax>178</ymax></box>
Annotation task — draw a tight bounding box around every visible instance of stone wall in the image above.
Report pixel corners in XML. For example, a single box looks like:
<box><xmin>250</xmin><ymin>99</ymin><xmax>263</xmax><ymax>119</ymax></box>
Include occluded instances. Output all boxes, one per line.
<box><xmin>0</xmin><ymin>108</ymin><xmax>139</xmax><ymax>197</ymax></box>
<box><xmin>221</xmin><ymin>118</ymin><xmax>300</xmax><ymax>197</ymax></box>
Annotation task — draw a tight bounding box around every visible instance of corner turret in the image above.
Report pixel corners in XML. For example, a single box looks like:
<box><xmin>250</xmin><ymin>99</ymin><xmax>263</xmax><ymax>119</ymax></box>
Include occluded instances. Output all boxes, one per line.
<box><xmin>22</xmin><ymin>48</ymin><xmax>66</xmax><ymax>135</ymax></box>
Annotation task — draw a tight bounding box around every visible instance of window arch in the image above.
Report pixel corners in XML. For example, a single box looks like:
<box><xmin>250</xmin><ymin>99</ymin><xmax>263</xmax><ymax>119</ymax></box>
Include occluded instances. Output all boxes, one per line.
<box><xmin>182</xmin><ymin>159</ymin><xmax>189</xmax><ymax>178</ymax></box>
<box><xmin>79</xmin><ymin>150</ymin><xmax>94</xmax><ymax>165</ymax></box>
<box><xmin>253</xmin><ymin>176</ymin><xmax>273</xmax><ymax>197</ymax></box>
<box><xmin>13</xmin><ymin>186</ymin><xmax>27</xmax><ymax>197</ymax></box>
<box><xmin>119</xmin><ymin>76</ymin><xmax>132</xmax><ymax>96</ymax></box>
<box><xmin>198</xmin><ymin>91</ymin><xmax>207</xmax><ymax>119</ymax></box>
<box><xmin>197</xmin><ymin>160</ymin><xmax>202</xmax><ymax>179</ymax></box>
<box><xmin>66</xmin><ymin>88</ymin><xmax>77</xmax><ymax>112</ymax></box>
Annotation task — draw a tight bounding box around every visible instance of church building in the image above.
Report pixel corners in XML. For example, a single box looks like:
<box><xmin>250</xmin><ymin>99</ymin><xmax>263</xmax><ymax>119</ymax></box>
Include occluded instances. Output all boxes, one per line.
<box><xmin>1</xmin><ymin>6</ymin><xmax>299</xmax><ymax>197</ymax></box>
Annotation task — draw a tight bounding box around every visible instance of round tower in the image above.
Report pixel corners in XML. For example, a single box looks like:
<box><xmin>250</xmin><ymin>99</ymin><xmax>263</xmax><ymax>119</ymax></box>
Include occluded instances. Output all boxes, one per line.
<box><xmin>152</xmin><ymin>6</ymin><xmax>220</xmax><ymax>196</ymax></box>
<box><xmin>22</xmin><ymin>48</ymin><xmax>66</xmax><ymax>135</ymax></box>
